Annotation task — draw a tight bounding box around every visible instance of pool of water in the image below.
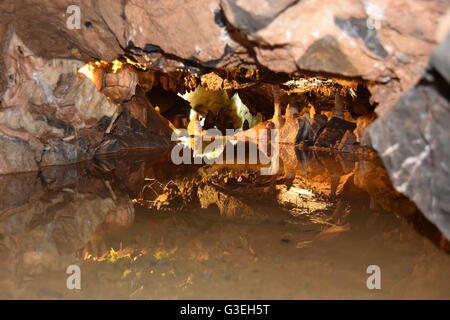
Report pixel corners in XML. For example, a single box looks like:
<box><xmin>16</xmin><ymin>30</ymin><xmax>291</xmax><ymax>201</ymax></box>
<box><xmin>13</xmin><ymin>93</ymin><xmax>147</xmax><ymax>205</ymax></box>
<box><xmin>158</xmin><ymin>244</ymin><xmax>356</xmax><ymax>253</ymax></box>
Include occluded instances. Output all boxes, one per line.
<box><xmin>0</xmin><ymin>147</ymin><xmax>449</xmax><ymax>299</ymax></box>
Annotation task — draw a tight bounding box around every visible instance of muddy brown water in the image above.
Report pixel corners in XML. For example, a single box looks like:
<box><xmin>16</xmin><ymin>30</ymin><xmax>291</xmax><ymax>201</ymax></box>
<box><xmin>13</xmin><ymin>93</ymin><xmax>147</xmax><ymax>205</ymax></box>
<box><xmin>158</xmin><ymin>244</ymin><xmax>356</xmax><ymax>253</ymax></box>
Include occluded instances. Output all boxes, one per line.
<box><xmin>0</xmin><ymin>147</ymin><xmax>449</xmax><ymax>299</ymax></box>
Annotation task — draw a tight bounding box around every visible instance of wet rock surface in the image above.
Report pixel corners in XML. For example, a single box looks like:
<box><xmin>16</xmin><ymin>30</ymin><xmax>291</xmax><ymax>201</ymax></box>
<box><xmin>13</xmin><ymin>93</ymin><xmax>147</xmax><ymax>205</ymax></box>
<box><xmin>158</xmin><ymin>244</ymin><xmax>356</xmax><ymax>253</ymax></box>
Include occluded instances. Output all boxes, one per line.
<box><xmin>0</xmin><ymin>166</ymin><xmax>135</xmax><ymax>278</ymax></box>
<box><xmin>198</xmin><ymin>184</ymin><xmax>264</xmax><ymax>219</ymax></box>
<box><xmin>279</xmin><ymin>115</ymin><xmax>310</xmax><ymax>145</ymax></box>
<box><xmin>0</xmin><ymin>151</ymin><xmax>172</xmax><ymax>290</ymax></box>
<box><xmin>0</xmin><ymin>1</ymin><xmax>448</xmax><ymax>225</ymax></box>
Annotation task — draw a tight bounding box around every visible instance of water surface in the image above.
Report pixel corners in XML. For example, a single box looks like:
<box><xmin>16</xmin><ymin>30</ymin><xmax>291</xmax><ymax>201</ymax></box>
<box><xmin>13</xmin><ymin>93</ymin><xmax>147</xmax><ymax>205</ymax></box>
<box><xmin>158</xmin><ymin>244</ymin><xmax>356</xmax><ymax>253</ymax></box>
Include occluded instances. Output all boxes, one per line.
<box><xmin>0</xmin><ymin>147</ymin><xmax>449</xmax><ymax>299</ymax></box>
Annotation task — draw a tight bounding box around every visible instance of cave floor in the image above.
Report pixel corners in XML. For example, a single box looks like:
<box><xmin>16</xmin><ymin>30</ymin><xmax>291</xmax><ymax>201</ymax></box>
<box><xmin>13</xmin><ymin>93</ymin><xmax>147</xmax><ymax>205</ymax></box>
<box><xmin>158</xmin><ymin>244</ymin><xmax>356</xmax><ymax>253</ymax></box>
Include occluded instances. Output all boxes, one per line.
<box><xmin>0</xmin><ymin>147</ymin><xmax>449</xmax><ymax>299</ymax></box>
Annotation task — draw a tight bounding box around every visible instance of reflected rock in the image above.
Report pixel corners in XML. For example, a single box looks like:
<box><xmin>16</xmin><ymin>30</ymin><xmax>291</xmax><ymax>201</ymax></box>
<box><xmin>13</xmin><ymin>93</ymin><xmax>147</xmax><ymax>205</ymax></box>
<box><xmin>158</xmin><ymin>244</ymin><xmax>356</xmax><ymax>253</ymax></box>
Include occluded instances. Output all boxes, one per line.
<box><xmin>198</xmin><ymin>184</ymin><xmax>267</xmax><ymax>219</ymax></box>
<box><xmin>0</xmin><ymin>167</ymin><xmax>135</xmax><ymax>277</ymax></box>
<box><xmin>0</xmin><ymin>172</ymin><xmax>42</xmax><ymax>215</ymax></box>
<box><xmin>353</xmin><ymin>158</ymin><xmax>418</xmax><ymax>216</ymax></box>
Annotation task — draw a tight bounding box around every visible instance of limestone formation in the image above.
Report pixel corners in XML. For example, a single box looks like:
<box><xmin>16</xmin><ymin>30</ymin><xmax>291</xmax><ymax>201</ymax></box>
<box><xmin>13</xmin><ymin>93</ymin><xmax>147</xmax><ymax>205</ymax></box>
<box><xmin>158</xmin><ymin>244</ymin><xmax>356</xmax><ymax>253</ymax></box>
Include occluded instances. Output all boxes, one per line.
<box><xmin>367</xmin><ymin>71</ymin><xmax>450</xmax><ymax>239</ymax></box>
<box><xmin>0</xmin><ymin>33</ymin><xmax>173</xmax><ymax>172</ymax></box>
<box><xmin>0</xmin><ymin>0</ymin><xmax>450</xmax><ymax>238</ymax></box>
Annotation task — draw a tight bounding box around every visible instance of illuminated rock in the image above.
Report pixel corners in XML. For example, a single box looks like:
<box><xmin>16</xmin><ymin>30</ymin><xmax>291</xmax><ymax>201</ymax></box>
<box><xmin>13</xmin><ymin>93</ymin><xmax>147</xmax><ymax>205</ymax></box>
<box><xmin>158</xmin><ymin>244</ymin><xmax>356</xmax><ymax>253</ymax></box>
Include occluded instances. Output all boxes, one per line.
<box><xmin>101</xmin><ymin>67</ymin><xmax>138</xmax><ymax>103</ymax></box>
<box><xmin>368</xmin><ymin>74</ymin><xmax>450</xmax><ymax>239</ymax></box>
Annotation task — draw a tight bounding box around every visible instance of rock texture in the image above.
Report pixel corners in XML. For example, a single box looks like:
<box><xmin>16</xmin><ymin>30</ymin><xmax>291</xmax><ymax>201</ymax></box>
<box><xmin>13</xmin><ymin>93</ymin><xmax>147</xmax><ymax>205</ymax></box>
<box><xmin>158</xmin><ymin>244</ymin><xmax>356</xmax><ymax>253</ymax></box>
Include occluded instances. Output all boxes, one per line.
<box><xmin>0</xmin><ymin>32</ymin><xmax>173</xmax><ymax>173</ymax></box>
<box><xmin>0</xmin><ymin>0</ymin><xmax>450</xmax><ymax>236</ymax></box>
<box><xmin>96</xmin><ymin>88</ymin><xmax>173</xmax><ymax>154</ymax></box>
<box><xmin>0</xmin><ymin>163</ymin><xmax>136</xmax><ymax>277</ymax></box>
<box><xmin>367</xmin><ymin>71</ymin><xmax>450</xmax><ymax>239</ymax></box>
<box><xmin>315</xmin><ymin>117</ymin><xmax>357</xmax><ymax>148</ymax></box>
<box><xmin>102</xmin><ymin>67</ymin><xmax>138</xmax><ymax>103</ymax></box>
<box><xmin>0</xmin><ymin>136</ymin><xmax>40</xmax><ymax>174</ymax></box>
<box><xmin>279</xmin><ymin>115</ymin><xmax>310</xmax><ymax>145</ymax></box>
<box><xmin>0</xmin><ymin>33</ymin><xmax>117</xmax><ymax>172</ymax></box>
<box><xmin>1</xmin><ymin>0</ymin><xmax>448</xmax><ymax>114</ymax></box>
<box><xmin>198</xmin><ymin>184</ymin><xmax>265</xmax><ymax>219</ymax></box>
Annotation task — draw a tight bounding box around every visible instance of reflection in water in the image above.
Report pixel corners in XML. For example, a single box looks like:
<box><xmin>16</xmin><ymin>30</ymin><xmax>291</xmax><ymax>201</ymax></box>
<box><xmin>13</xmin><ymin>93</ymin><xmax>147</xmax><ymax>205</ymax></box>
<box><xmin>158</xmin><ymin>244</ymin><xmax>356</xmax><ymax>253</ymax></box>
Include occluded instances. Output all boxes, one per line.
<box><xmin>0</xmin><ymin>147</ymin><xmax>449</xmax><ymax>299</ymax></box>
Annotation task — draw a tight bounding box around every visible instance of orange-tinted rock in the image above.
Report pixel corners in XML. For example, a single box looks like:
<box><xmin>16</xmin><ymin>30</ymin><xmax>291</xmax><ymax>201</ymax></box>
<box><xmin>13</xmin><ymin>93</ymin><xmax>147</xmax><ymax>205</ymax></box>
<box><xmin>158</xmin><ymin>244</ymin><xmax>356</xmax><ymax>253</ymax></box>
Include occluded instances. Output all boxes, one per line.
<box><xmin>101</xmin><ymin>67</ymin><xmax>138</xmax><ymax>103</ymax></box>
<box><xmin>198</xmin><ymin>184</ymin><xmax>267</xmax><ymax>219</ymax></box>
<box><xmin>104</xmin><ymin>198</ymin><xmax>135</xmax><ymax>232</ymax></box>
<box><xmin>279</xmin><ymin>115</ymin><xmax>310</xmax><ymax>145</ymax></box>
<box><xmin>1</xmin><ymin>0</ymin><xmax>447</xmax><ymax>115</ymax></box>
<box><xmin>125</xmin><ymin>98</ymin><xmax>148</xmax><ymax>128</ymax></box>
<box><xmin>96</xmin><ymin>88</ymin><xmax>173</xmax><ymax>155</ymax></box>
<box><xmin>355</xmin><ymin>112</ymin><xmax>377</xmax><ymax>143</ymax></box>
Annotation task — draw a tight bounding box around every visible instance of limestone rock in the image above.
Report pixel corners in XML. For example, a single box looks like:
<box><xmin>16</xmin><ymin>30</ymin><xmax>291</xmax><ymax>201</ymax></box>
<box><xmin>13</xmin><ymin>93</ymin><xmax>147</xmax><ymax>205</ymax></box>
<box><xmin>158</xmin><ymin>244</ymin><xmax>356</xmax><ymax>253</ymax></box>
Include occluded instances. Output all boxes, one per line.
<box><xmin>0</xmin><ymin>33</ymin><xmax>123</xmax><ymax>172</ymax></box>
<box><xmin>355</xmin><ymin>112</ymin><xmax>377</xmax><ymax>143</ymax></box>
<box><xmin>101</xmin><ymin>67</ymin><xmax>138</xmax><ymax>103</ymax></box>
<box><xmin>336</xmin><ymin>130</ymin><xmax>357</xmax><ymax>152</ymax></box>
<box><xmin>96</xmin><ymin>89</ymin><xmax>173</xmax><ymax>155</ymax></box>
<box><xmin>315</xmin><ymin>117</ymin><xmax>356</xmax><ymax>148</ymax></box>
<box><xmin>279</xmin><ymin>115</ymin><xmax>310</xmax><ymax>145</ymax></box>
<box><xmin>431</xmin><ymin>31</ymin><xmax>450</xmax><ymax>84</ymax></box>
<box><xmin>367</xmin><ymin>76</ymin><xmax>450</xmax><ymax>239</ymax></box>
<box><xmin>40</xmin><ymin>138</ymin><xmax>95</xmax><ymax>167</ymax></box>
<box><xmin>1</xmin><ymin>0</ymin><xmax>447</xmax><ymax>115</ymax></box>
<box><xmin>0</xmin><ymin>136</ymin><xmax>40</xmax><ymax>174</ymax></box>
<box><xmin>0</xmin><ymin>32</ymin><xmax>173</xmax><ymax>173</ymax></box>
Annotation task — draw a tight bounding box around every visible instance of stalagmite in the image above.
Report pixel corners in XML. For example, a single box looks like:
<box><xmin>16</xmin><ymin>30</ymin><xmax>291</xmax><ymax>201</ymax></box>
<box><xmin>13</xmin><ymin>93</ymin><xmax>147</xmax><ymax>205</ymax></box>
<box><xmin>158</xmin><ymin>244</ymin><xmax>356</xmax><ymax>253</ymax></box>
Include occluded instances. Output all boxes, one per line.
<box><xmin>271</xmin><ymin>85</ymin><xmax>284</xmax><ymax>128</ymax></box>
<box><xmin>285</xmin><ymin>96</ymin><xmax>299</xmax><ymax>120</ymax></box>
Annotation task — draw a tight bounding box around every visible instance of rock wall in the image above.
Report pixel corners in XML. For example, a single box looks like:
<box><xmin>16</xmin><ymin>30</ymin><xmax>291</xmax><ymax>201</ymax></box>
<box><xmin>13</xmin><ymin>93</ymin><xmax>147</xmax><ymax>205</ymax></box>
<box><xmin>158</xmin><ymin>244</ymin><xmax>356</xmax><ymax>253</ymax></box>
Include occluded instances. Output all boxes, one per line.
<box><xmin>0</xmin><ymin>32</ymin><xmax>173</xmax><ymax>174</ymax></box>
<box><xmin>367</xmin><ymin>67</ymin><xmax>450</xmax><ymax>239</ymax></box>
<box><xmin>1</xmin><ymin>0</ymin><xmax>448</xmax><ymax>113</ymax></box>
